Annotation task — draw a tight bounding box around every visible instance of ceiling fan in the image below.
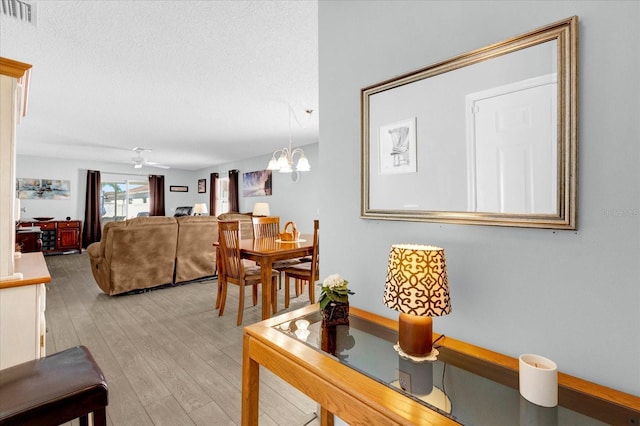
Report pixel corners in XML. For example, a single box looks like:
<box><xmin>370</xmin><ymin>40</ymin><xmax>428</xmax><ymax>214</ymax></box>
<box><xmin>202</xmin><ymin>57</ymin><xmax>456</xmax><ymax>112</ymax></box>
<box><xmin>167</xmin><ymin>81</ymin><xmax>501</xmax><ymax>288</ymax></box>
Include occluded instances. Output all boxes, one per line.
<box><xmin>130</xmin><ymin>147</ymin><xmax>170</xmax><ymax>169</ymax></box>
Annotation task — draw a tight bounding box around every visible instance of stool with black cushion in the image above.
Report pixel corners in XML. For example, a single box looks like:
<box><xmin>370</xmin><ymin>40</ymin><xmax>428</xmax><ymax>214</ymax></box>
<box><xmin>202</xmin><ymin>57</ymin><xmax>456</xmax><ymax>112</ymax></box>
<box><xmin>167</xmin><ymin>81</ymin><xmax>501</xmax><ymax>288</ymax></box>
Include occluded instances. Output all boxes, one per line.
<box><xmin>0</xmin><ymin>345</ymin><xmax>108</xmax><ymax>426</ymax></box>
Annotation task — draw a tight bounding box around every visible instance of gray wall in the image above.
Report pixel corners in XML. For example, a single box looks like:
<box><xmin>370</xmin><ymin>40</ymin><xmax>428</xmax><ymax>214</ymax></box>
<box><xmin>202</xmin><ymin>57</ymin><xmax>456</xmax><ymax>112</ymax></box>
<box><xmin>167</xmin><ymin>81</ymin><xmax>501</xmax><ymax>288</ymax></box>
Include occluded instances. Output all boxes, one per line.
<box><xmin>16</xmin><ymin>156</ymin><xmax>200</xmax><ymax>220</ymax></box>
<box><xmin>16</xmin><ymin>141</ymin><xmax>319</xmax><ymax>234</ymax></box>
<box><xmin>318</xmin><ymin>0</ymin><xmax>639</xmax><ymax>396</ymax></box>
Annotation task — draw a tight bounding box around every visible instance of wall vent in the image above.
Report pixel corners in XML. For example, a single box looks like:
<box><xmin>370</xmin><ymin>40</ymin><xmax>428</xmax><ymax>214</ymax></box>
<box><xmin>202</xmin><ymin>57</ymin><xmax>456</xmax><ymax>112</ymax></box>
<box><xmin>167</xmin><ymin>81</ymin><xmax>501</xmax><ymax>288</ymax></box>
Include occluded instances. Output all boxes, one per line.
<box><xmin>1</xmin><ymin>0</ymin><xmax>36</xmax><ymax>25</ymax></box>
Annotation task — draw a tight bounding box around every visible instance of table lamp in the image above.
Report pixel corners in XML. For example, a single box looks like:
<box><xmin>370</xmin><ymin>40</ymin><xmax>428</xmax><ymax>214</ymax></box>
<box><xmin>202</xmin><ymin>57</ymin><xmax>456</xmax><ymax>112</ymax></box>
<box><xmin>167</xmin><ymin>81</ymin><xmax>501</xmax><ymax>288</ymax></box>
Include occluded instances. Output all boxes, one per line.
<box><xmin>252</xmin><ymin>202</ymin><xmax>270</xmax><ymax>217</ymax></box>
<box><xmin>384</xmin><ymin>244</ymin><xmax>451</xmax><ymax>358</ymax></box>
<box><xmin>193</xmin><ymin>203</ymin><xmax>208</xmax><ymax>215</ymax></box>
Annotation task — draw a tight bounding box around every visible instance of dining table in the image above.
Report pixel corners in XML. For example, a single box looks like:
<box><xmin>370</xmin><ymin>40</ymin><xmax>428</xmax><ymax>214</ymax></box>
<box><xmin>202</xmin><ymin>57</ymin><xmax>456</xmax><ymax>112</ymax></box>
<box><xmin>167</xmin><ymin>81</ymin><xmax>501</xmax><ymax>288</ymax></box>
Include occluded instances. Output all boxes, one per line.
<box><xmin>217</xmin><ymin>234</ymin><xmax>315</xmax><ymax>320</ymax></box>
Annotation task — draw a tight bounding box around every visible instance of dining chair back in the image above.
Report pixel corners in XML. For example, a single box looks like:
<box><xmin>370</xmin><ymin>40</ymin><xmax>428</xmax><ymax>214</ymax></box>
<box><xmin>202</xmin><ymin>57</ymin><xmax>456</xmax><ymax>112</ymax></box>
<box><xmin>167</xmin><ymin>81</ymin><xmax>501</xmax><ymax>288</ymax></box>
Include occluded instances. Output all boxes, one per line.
<box><xmin>283</xmin><ymin>219</ymin><xmax>319</xmax><ymax>308</ymax></box>
<box><xmin>252</xmin><ymin>215</ymin><xmax>300</xmax><ymax>289</ymax></box>
<box><xmin>217</xmin><ymin>220</ymin><xmax>278</xmax><ymax>325</ymax></box>
<box><xmin>252</xmin><ymin>216</ymin><xmax>280</xmax><ymax>238</ymax></box>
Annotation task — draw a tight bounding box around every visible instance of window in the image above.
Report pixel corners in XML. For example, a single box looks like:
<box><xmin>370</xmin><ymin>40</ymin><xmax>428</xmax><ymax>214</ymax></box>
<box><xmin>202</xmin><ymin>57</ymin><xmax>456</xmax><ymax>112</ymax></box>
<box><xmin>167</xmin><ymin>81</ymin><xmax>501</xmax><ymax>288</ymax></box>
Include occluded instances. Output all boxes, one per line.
<box><xmin>216</xmin><ymin>177</ymin><xmax>230</xmax><ymax>215</ymax></box>
<box><xmin>101</xmin><ymin>175</ymin><xmax>149</xmax><ymax>225</ymax></box>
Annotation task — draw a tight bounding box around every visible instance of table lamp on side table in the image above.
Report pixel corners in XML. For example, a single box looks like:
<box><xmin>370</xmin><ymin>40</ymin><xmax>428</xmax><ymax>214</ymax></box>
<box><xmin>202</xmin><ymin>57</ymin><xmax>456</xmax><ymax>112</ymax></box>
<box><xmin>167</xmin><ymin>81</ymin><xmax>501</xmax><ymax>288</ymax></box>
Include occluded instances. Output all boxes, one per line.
<box><xmin>252</xmin><ymin>202</ymin><xmax>270</xmax><ymax>217</ymax></box>
<box><xmin>383</xmin><ymin>244</ymin><xmax>451</xmax><ymax>359</ymax></box>
<box><xmin>193</xmin><ymin>203</ymin><xmax>208</xmax><ymax>216</ymax></box>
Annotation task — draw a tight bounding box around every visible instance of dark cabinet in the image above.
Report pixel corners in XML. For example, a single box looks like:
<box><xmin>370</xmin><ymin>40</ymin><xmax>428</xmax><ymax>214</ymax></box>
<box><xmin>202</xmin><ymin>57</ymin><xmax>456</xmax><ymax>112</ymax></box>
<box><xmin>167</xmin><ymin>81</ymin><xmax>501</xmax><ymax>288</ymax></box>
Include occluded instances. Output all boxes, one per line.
<box><xmin>56</xmin><ymin>221</ymin><xmax>81</xmax><ymax>251</ymax></box>
<box><xmin>15</xmin><ymin>228</ymin><xmax>42</xmax><ymax>253</ymax></box>
<box><xmin>19</xmin><ymin>220</ymin><xmax>82</xmax><ymax>254</ymax></box>
<box><xmin>36</xmin><ymin>221</ymin><xmax>57</xmax><ymax>252</ymax></box>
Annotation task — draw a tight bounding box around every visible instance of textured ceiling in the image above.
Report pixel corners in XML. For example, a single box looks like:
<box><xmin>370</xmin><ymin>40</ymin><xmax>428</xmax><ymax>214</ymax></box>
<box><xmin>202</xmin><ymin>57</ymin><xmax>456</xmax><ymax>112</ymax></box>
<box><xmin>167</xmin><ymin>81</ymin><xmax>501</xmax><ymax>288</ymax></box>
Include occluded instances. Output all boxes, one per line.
<box><xmin>0</xmin><ymin>0</ymin><xmax>318</xmax><ymax>170</ymax></box>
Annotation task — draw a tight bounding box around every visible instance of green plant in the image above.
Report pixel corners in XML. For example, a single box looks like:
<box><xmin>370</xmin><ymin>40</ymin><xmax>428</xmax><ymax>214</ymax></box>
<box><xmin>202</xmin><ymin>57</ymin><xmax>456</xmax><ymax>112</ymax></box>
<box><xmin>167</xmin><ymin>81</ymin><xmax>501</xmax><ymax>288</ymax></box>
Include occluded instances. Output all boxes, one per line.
<box><xmin>318</xmin><ymin>274</ymin><xmax>353</xmax><ymax>310</ymax></box>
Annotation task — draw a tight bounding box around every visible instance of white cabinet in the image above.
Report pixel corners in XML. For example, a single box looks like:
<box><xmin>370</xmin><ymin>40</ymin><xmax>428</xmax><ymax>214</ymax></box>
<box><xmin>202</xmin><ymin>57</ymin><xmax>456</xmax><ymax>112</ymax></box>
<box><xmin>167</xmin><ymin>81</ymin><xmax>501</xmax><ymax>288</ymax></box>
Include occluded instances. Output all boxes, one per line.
<box><xmin>0</xmin><ymin>57</ymin><xmax>31</xmax><ymax>280</ymax></box>
<box><xmin>0</xmin><ymin>253</ymin><xmax>50</xmax><ymax>369</ymax></box>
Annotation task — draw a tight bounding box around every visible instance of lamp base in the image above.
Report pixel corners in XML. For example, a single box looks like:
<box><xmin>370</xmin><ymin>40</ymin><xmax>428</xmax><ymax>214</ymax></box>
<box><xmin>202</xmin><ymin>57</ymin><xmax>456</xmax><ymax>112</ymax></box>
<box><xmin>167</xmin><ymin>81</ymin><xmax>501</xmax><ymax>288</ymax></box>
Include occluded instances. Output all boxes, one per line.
<box><xmin>398</xmin><ymin>312</ymin><xmax>433</xmax><ymax>357</ymax></box>
<box><xmin>393</xmin><ymin>343</ymin><xmax>439</xmax><ymax>362</ymax></box>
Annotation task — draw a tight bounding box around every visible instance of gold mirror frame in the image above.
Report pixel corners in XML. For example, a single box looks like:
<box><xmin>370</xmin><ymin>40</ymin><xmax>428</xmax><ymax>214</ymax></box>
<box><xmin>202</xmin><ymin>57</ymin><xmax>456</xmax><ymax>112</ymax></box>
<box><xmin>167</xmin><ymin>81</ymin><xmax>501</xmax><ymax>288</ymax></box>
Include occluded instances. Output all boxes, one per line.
<box><xmin>361</xmin><ymin>17</ymin><xmax>577</xmax><ymax>229</ymax></box>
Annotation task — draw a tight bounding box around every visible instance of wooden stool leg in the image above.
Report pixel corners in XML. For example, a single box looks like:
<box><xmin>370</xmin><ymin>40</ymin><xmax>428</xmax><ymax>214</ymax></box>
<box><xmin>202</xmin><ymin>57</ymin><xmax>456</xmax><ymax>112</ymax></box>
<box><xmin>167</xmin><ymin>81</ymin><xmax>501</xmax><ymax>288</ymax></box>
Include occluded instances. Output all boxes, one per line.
<box><xmin>93</xmin><ymin>408</ymin><xmax>107</xmax><ymax>426</ymax></box>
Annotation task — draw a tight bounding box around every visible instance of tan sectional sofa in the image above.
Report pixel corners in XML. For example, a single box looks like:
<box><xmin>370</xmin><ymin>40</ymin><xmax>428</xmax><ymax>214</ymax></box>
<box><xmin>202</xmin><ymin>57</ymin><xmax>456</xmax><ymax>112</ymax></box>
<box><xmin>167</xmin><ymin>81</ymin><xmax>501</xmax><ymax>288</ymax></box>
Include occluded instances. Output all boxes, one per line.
<box><xmin>87</xmin><ymin>216</ymin><xmax>218</xmax><ymax>295</ymax></box>
<box><xmin>174</xmin><ymin>216</ymin><xmax>219</xmax><ymax>283</ymax></box>
<box><xmin>216</xmin><ymin>212</ymin><xmax>253</xmax><ymax>239</ymax></box>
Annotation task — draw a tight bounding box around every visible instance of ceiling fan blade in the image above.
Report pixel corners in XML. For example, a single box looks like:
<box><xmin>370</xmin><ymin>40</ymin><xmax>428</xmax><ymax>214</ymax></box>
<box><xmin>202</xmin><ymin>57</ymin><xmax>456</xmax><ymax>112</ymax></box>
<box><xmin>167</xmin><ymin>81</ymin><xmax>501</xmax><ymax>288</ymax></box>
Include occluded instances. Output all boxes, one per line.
<box><xmin>145</xmin><ymin>161</ymin><xmax>170</xmax><ymax>169</ymax></box>
<box><xmin>132</xmin><ymin>147</ymin><xmax>152</xmax><ymax>153</ymax></box>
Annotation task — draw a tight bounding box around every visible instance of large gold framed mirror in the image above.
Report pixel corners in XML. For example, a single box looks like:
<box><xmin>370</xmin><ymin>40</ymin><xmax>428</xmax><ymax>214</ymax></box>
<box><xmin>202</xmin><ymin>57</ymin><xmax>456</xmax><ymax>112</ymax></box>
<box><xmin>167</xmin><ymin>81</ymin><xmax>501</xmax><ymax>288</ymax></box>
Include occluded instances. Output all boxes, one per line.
<box><xmin>361</xmin><ymin>17</ymin><xmax>577</xmax><ymax>229</ymax></box>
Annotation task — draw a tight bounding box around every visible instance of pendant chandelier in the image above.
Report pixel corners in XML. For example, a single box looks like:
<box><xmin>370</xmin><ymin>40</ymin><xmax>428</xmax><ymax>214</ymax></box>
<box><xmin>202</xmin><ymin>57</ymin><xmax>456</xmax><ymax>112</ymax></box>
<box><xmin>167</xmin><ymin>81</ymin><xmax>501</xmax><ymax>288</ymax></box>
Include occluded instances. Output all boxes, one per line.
<box><xmin>267</xmin><ymin>105</ymin><xmax>312</xmax><ymax>175</ymax></box>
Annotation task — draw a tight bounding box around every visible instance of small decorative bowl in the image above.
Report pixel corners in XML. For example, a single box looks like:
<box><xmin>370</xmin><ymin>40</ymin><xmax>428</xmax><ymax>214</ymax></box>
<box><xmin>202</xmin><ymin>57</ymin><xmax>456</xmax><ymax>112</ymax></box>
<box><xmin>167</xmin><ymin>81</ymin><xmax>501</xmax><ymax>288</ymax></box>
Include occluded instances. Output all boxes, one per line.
<box><xmin>33</xmin><ymin>217</ymin><xmax>54</xmax><ymax>221</ymax></box>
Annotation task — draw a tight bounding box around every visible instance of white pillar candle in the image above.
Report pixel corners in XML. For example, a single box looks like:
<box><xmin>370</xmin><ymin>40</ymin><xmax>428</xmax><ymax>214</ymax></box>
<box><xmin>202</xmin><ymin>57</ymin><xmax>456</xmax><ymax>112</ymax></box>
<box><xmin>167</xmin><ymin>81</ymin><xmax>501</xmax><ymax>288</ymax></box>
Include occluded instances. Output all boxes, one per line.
<box><xmin>519</xmin><ymin>354</ymin><xmax>558</xmax><ymax>407</ymax></box>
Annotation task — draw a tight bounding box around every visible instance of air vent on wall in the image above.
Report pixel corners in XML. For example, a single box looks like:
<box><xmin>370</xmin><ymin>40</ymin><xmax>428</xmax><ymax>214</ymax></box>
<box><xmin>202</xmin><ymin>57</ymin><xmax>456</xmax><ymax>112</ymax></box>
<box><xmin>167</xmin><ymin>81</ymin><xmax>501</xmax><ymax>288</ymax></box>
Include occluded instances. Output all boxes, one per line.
<box><xmin>1</xmin><ymin>0</ymin><xmax>36</xmax><ymax>25</ymax></box>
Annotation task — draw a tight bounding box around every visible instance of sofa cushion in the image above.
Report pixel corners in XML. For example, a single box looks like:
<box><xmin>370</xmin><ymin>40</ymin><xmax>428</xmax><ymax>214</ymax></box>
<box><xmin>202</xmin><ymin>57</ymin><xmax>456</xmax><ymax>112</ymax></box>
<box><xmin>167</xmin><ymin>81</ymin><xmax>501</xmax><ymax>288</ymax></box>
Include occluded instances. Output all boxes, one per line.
<box><xmin>88</xmin><ymin>216</ymin><xmax>178</xmax><ymax>295</ymax></box>
<box><xmin>217</xmin><ymin>212</ymin><xmax>253</xmax><ymax>239</ymax></box>
<box><xmin>126</xmin><ymin>216</ymin><xmax>177</xmax><ymax>227</ymax></box>
<box><xmin>175</xmin><ymin>216</ymin><xmax>218</xmax><ymax>283</ymax></box>
<box><xmin>98</xmin><ymin>220</ymin><xmax>126</xmax><ymax>259</ymax></box>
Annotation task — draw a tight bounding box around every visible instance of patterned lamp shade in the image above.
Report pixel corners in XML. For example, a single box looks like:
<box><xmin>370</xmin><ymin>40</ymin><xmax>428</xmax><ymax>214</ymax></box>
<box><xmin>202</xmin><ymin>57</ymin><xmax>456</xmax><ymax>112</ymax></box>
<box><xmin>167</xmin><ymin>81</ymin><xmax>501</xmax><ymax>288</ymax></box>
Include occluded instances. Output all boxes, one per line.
<box><xmin>384</xmin><ymin>244</ymin><xmax>451</xmax><ymax>317</ymax></box>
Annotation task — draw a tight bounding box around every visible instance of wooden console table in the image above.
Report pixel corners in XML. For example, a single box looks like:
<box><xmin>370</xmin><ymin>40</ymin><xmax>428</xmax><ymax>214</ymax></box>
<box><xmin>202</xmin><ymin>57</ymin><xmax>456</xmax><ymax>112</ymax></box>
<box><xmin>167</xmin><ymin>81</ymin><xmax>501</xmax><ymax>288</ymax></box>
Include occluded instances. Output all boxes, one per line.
<box><xmin>242</xmin><ymin>304</ymin><xmax>640</xmax><ymax>425</ymax></box>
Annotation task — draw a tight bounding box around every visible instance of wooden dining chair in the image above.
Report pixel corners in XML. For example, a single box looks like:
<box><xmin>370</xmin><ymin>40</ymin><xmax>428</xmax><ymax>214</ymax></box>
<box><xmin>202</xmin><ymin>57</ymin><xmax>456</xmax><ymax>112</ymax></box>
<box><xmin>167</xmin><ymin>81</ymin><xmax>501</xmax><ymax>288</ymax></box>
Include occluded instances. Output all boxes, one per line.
<box><xmin>251</xmin><ymin>216</ymin><xmax>280</xmax><ymax>238</ymax></box>
<box><xmin>251</xmin><ymin>215</ymin><xmax>301</xmax><ymax>289</ymax></box>
<box><xmin>283</xmin><ymin>219</ymin><xmax>319</xmax><ymax>308</ymax></box>
<box><xmin>217</xmin><ymin>220</ymin><xmax>279</xmax><ymax>326</ymax></box>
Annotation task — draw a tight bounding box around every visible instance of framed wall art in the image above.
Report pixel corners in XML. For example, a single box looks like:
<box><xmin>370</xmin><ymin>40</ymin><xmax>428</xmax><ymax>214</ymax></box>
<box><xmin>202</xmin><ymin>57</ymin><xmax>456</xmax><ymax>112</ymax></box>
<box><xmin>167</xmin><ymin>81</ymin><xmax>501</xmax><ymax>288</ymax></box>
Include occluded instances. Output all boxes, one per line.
<box><xmin>378</xmin><ymin>118</ymin><xmax>417</xmax><ymax>175</ymax></box>
<box><xmin>198</xmin><ymin>179</ymin><xmax>206</xmax><ymax>193</ymax></box>
<box><xmin>242</xmin><ymin>170</ymin><xmax>272</xmax><ymax>197</ymax></box>
<box><xmin>170</xmin><ymin>185</ymin><xmax>188</xmax><ymax>192</ymax></box>
<box><xmin>17</xmin><ymin>178</ymin><xmax>71</xmax><ymax>200</ymax></box>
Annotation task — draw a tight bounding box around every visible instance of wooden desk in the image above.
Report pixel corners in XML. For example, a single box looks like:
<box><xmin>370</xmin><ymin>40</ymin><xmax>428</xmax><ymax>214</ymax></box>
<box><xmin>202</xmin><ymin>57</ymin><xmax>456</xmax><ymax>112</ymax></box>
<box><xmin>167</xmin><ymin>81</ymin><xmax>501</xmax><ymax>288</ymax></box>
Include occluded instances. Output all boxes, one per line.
<box><xmin>242</xmin><ymin>304</ymin><xmax>640</xmax><ymax>426</ymax></box>
<box><xmin>237</xmin><ymin>235</ymin><xmax>314</xmax><ymax>319</ymax></box>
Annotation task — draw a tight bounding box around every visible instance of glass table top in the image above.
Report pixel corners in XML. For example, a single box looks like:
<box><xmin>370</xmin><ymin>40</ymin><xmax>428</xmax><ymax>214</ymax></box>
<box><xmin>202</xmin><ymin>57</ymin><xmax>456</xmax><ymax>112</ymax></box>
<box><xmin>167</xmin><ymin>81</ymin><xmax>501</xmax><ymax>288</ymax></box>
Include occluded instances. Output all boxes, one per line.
<box><xmin>273</xmin><ymin>310</ymin><xmax>606</xmax><ymax>426</ymax></box>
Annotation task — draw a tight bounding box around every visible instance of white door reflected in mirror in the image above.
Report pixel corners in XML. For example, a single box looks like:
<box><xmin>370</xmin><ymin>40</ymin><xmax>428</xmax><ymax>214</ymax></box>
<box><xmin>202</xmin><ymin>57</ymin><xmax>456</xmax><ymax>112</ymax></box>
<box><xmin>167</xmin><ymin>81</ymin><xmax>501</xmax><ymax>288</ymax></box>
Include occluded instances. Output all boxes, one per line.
<box><xmin>468</xmin><ymin>74</ymin><xmax>557</xmax><ymax>214</ymax></box>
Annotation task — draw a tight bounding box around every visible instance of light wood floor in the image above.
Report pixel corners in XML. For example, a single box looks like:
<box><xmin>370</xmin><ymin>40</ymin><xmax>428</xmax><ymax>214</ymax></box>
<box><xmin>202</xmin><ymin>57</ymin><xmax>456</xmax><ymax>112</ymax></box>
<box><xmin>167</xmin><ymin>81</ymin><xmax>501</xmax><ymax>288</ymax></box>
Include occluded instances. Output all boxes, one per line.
<box><xmin>44</xmin><ymin>253</ymin><xmax>319</xmax><ymax>426</ymax></box>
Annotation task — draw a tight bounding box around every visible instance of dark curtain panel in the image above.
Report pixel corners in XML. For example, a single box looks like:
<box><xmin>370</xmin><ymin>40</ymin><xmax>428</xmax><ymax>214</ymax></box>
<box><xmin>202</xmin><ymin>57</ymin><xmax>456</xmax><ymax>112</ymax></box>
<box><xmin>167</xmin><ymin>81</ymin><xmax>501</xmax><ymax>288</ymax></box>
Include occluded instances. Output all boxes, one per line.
<box><xmin>210</xmin><ymin>172</ymin><xmax>219</xmax><ymax>217</ymax></box>
<box><xmin>82</xmin><ymin>170</ymin><xmax>102</xmax><ymax>248</ymax></box>
<box><xmin>228</xmin><ymin>169</ymin><xmax>239</xmax><ymax>212</ymax></box>
<box><xmin>149</xmin><ymin>175</ymin><xmax>166</xmax><ymax>216</ymax></box>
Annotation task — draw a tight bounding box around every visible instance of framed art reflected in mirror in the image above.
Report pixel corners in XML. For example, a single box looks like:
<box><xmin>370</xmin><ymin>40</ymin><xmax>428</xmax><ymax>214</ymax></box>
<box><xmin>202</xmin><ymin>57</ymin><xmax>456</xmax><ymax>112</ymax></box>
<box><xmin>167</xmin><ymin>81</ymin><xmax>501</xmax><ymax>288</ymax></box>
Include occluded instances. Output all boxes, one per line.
<box><xmin>361</xmin><ymin>16</ymin><xmax>578</xmax><ymax>229</ymax></box>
